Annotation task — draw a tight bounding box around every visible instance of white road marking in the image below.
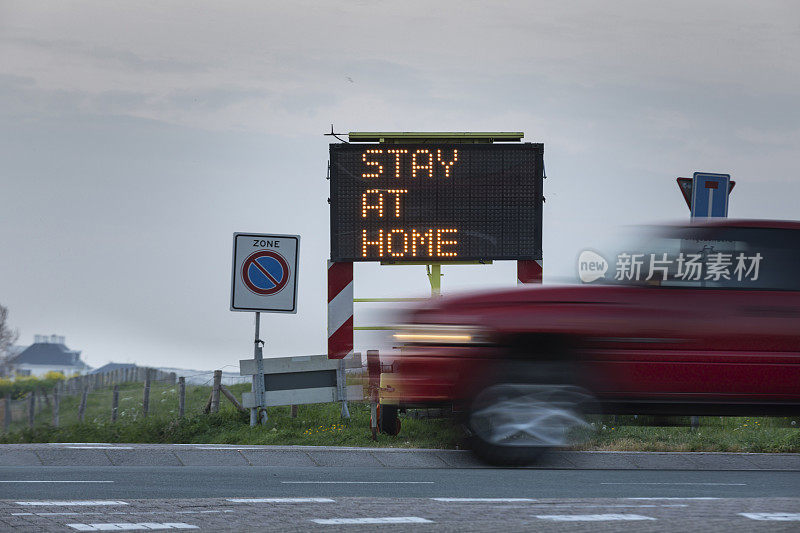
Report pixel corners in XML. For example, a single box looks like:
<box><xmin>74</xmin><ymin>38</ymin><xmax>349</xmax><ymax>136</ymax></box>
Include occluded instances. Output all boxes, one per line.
<box><xmin>282</xmin><ymin>481</ymin><xmax>433</xmax><ymax>484</ymax></box>
<box><xmin>546</xmin><ymin>504</ymin><xmax>687</xmax><ymax>508</ymax></box>
<box><xmin>67</xmin><ymin>524</ymin><xmax>198</xmax><ymax>531</ymax></box>
<box><xmin>430</xmin><ymin>498</ymin><xmax>536</xmax><ymax>502</ymax></box>
<box><xmin>8</xmin><ymin>510</ymin><xmax>234</xmax><ymax>517</ymax></box>
<box><xmin>16</xmin><ymin>501</ymin><xmax>128</xmax><ymax>506</ymax></box>
<box><xmin>740</xmin><ymin>513</ymin><xmax>800</xmax><ymax>521</ymax></box>
<box><xmin>535</xmin><ymin>514</ymin><xmax>657</xmax><ymax>522</ymax></box>
<box><xmin>13</xmin><ymin>512</ymin><xmax>105</xmax><ymax>517</ymax></box>
<box><xmin>193</xmin><ymin>447</ymin><xmax>263</xmax><ymax>452</ymax></box>
<box><xmin>626</xmin><ymin>497</ymin><xmax>721</xmax><ymax>500</ymax></box>
<box><xmin>227</xmin><ymin>498</ymin><xmax>335</xmax><ymax>503</ymax></box>
<box><xmin>0</xmin><ymin>481</ymin><xmax>113</xmax><ymax>483</ymax></box>
<box><xmin>28</xmin><ymin>512</ymin><xmax>83</xmax><ymax>516</ymax></box>
<box><xmin>602</xmin><ymin>482</ymin><xmax>745</xmax><ymax>486</ymax></box>
<box><xmin>311</xmin><ymin>517</ymin><xmax>433</xmax><ymax>525</ymax></box>
<box><xmin>66</xmin><ymin>446</ymin><xmax>134</xmax><ymax>449</ymax></box>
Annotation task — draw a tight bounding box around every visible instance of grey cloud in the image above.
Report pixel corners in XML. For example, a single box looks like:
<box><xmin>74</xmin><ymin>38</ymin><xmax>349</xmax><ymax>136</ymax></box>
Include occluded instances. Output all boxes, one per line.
<box><xmin>4</xmin><ymin>35</ymin><xmax>208</xmax><ymax>73</ymax></box>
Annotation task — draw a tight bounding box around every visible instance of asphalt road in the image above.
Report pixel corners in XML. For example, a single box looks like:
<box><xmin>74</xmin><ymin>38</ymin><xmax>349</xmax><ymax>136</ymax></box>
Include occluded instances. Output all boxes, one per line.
<box><xmin>0</xmin><ymin>466</ymin><xmax>799</xmax><ymax>531</ymax></box>
<box><xmin>1</xmin><ymin>466</ymin><xmax>799</xmax><ymax>500</ymax></box>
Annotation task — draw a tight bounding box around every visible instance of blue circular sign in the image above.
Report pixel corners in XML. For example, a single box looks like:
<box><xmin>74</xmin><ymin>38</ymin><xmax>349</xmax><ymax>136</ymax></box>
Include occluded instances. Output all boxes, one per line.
<box><xmin>241</xmin><ymin>250</ymin><xmax>290</xmax><ymax>295</ymax></box>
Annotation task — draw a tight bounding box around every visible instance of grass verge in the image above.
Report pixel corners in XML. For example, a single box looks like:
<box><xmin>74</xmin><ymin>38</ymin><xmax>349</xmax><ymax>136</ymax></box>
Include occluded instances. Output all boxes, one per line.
<box><xmin>0</xmin><ymin>381</ymin><xmax>797</xmax><ymax>452</ymax></box>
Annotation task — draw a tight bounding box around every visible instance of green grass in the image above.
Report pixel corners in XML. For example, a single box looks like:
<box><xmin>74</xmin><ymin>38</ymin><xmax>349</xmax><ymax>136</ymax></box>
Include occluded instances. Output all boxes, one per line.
<box><xmin>0</xmin><ymin>381</ymin><xmax>461</xmax><ymax>448</ymax></box>
<box><xmin>572</xmin><ymin>415</ymin><xmax>800</xmax><ymax>453</ymax></box>
<box><xmin>1</xmin><ymin>382</ymin><xmax>798</xmax><ymax>452</ymax></box>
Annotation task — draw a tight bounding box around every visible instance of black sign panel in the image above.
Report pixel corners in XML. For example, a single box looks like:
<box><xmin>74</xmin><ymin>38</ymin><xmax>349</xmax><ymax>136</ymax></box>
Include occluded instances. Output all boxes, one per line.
<box><xmin>329</xmin><ymin>143</ymin><xmax>543</xmax><ymax>262</ymax></box>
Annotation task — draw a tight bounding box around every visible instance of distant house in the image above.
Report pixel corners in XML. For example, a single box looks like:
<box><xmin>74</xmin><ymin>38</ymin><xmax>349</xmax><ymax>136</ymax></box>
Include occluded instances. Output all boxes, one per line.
<box><xmin>89</xmin><ymin>362</ymin><xmax>136</xmax><ymax>375</ymax></box>
<box><xmin>8</xmin><ymin>335</ymin><xmax>90</xmax><ymax>377</ymax></box>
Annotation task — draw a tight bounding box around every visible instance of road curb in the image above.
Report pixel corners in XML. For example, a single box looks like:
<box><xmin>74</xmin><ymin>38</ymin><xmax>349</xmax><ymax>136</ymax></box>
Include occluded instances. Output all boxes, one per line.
<box><xmin>1</xmin><ymin>444</ymin><xmax>798</xmax><ymax>470</ymax></box>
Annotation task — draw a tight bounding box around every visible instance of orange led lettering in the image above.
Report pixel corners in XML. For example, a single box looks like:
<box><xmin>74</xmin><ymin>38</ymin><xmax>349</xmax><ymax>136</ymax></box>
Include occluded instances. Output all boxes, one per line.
<box><xmin>437</xmin><ymin>149</ymin><xmax>458</xmax><ymax>178</ymax></box>
<box><xmin>411</xmin><ymin>229</ymin><xmax>434</xmax><ymax>256</ymax></box>
<box><xmin>436</xmin><ymin>229</ymin><xmax>458</xmax><ymax>257</ymax></box>
<box><xmin>386</xmin><ymin>149</ymin><xmax>408</xmax><ymax>178</ymax></box>
<box><xmin>362</xmin><ymin>149</ymin><xmax>384</xmax><ymax>178</ymax></box>
<box><xmin>387</xmin><ymin>229</ymin><xmax>409</xmax><ymax>257</ymax></box>
<box><xmin>411</xmin><ymin>149</ymin><xmax>433</xmax><ymax>178</ymax></box>
<box><xmin>361</xmin><ymin>189</ymin><xmax>384</xmax><ymax>218</ymax></box>
<box><xmin>385</xmin><ymin>189</ymin><xmax>408</xmax><ymax>218</ymax></box>
<box><xmin>362</xmin><ymin>229</ymin><xmax>384</xmax><ymax>257</ymax></box>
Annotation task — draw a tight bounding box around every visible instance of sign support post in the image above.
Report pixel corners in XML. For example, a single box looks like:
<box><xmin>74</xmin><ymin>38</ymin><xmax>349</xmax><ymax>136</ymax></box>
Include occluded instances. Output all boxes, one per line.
<box><xmin>426</xmin><ymin>264</ymin><xmax>442</xmax><ymax>297</ymax></box>
<box><xmin>231</xmin><ymin>232</ymin><xmax>300</xmax><ymax>427</ymax></box>
<box><xmin>250</xmin><ymin>312</ymin><xmax>267</xmax><ymax>427</ymax></box>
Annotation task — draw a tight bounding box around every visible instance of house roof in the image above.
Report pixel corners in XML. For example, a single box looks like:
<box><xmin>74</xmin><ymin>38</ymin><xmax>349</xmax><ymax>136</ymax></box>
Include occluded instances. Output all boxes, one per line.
<box><xmin>89</xmin><ymin>363</ymin><xmax>136</xmax><ymax>374</ymax></box>
<box><xmin>9</xmin><ymin>343</ymin><xmax>88</xmax><ymax>368</ymax></box>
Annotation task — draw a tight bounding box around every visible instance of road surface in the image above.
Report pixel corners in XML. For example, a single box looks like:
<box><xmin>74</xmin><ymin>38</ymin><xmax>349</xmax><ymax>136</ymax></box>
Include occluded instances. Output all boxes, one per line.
<box><xmin>1</xmin><ymin>465</ymin><xmax>799</xmax><ymax>531</ymax></box>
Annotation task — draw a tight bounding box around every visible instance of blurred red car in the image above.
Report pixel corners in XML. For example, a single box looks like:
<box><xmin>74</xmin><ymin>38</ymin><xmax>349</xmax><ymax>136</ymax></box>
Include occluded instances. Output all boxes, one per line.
<box><xmin>383</xmin><ymin>220</ymin><xmax>800</xmax><ymax>464</ymax></box>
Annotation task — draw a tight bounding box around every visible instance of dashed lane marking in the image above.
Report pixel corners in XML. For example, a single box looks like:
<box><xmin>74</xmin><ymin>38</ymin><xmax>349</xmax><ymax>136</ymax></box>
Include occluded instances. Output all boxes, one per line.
<box><xmin>226</xmin><ymin>498</ymin><xmax>335</xmax><ymax>503</ymax></box>
<box><xmin>430</xmin><ymin>498</ymin><xmax>537</xmax><ymax>502</ymax></box>
<box><xmin>0</xmin><ymin>481</ymin><xmax>113</xmax><ymax>483</ymax></box>
<box><xmin>13</xmin><ymin>512</ymin><xmax>83</xmax><ymax>516</ymax></box>
<box><xmin>535</xmin><ymin>514</ymin><xmax>657</xmax><ymax>522</ymax></box>
<box><xmin>66</xmin><ymin>446</ymin><xmax>134</xmax><ymax>449</ymax></box>
<box><xmin>282</xmin><ymin>481</ymin><xmax>433</xmax><ymax>484</ymax></box>
<box><xmin>602</xmin><ymin>482</ymin><xmax>745</xmax><ymax>486</ymax></box>
<box><xmin>16</xmin><ymin>501</ymin><xmax>128</xmax><ymax>506</ymax></box>
<box><xmin>740</xmin><ymin>513</ymin><xmax>800</xmax><ymax>521</ymax></box>
<box><xmin>626</xmin><ymin>497</ymin><xmax>721</xmax><ymax>500</ymax></box>
<box><xmin>192</xmin><ymin>447</ymin><xmax>262</xmax><ymax>452</ymax></box>
<box><xmin>311</xmin><ymin>517</ymin><xmax>433</xmax><ymax>525</ymax></box>
<box><xmin>67</xmin><ymin>523</ymin><xmax>198</xmax><ymax>531</ymax></box>
<box><xmin>541</xmin><ymin>504</ymin><xmax>687</xmax><ymax>508</ymax></box>
<box><xmin>9</xmin><ymin>510</ymin><xmax>235</xmax><ymax>517</ymax></box>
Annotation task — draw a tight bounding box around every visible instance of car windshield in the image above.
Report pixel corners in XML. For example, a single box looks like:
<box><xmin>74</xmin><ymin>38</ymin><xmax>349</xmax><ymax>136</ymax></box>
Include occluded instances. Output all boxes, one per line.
<box><xmin>601</xmin><ymin>225</ymin><xmax>800</xmax><ymax>291</ymax></box>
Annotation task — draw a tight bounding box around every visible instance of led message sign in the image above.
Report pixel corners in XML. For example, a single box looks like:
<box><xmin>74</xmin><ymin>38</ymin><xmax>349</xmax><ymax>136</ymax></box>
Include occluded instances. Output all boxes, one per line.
<box><xmin>329</xmin><ymin>143</ymin><xmax>543</xmax><ymax>262</ymax></box>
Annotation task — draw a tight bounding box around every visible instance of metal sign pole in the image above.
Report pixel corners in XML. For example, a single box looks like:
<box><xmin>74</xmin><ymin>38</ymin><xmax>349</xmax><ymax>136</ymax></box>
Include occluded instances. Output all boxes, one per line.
<box><xmin>250</xmin><ymin>311</ymin><xmax>267</xmax><ymax>426</ymax></box>
<box><xmin>337</xmin><ymin>358</ymin><xmax>350</xmax><ymax>419</ymax></box>
<box><xmin>426</xmin><ymin>264</ymin><xmax>442</xmax><ymax>296</ymax></box>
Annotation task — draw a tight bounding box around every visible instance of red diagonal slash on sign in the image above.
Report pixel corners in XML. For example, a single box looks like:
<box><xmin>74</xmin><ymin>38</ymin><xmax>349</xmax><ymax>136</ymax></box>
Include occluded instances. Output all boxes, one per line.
<box><xmin>241</xmin><ymin>250</ymin><xmax>290</xmax><ymax>296</ymax></box>
<box><xmin>251</xmin><ymin>258</ymin><xmax>281</xmax><ymax>287</ymax></box>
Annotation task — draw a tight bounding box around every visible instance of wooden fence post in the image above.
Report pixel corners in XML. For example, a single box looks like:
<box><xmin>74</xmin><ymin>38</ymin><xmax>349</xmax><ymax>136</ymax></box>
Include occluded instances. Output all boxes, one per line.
<box><xmin>211</xmin><ymin>370</ymin><xmax>222</xmax><ymax>414</ymax></box>
<box><xmin>3</xmin><ymin>393</ymin><xmax>11</xmax><ymax>432</ymax></box>
<box><xmin>143</xmin><ymin>370</ymin><xmax>151</xmax><ymax>418</ymax></box>
<box><xmin>78</xmin><ymin>386</ymin><xmax>88</xmax><ymax>423</ymax></box>
<box><xmin>28</xmin><ymin>391</ymin><xmax>35</xmax><ymax>428</ymax></box>
<box><xmin>220</xmin><ymin>385</ymin><xmax>246</xmax><ymax>413</ymax></box>
<box><xmin>203</xmin><ymin>393</ymin><xmax>213</xmax><ymax>414</ymax></box>
<box><xmin>112</xmin><ymin>385</ymin><xmax>119</xmax><ymax>422</ymax></box>
<box><xmin>291</xmin><ymin>405</ymin><xmax>298</xmax><ymax>418</ymax></box>
<box><xmin>53</xmin><ymin>385</ymin><xmax>60</xmax><ymax>427</ymax></box>
<box><xmin>178</xmin><ymin>377</ymin><xmax>185</xmax><ymax>418</ymax></box>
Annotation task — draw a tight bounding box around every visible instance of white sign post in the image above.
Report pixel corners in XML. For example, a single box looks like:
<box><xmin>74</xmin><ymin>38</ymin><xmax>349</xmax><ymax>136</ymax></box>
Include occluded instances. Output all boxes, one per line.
<box><xmin>231</xmin><ymin>233</ymin><xmax>300</xmax><ymax>426</ymax></box>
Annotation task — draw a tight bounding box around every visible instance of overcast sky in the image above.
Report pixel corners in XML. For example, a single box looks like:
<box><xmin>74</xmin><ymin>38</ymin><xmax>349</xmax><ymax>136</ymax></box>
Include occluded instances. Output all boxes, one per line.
<box><xmin>1</xmin><ymin>1</ymin><xmax>799</xmax><ymax>370</ymax></box>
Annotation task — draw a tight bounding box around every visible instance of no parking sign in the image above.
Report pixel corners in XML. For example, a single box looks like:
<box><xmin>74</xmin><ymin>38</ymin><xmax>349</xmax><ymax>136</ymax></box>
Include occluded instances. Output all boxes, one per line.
<box><xmin>231</xmin><ymin>233</ymin><xmax>299</xmax><ymax>313</ymax></box>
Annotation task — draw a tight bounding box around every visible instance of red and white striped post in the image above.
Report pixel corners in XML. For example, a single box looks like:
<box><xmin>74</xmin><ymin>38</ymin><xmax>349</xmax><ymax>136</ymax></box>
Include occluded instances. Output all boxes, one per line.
<box><xmin>517</xmin><ymin>259</ymin><xmax>543</xmax><ymax>284</ymax></box>
<box><xmin>327</xmin><ymin>260</ymin><xmax>353</xmax><ymax>359</ymax></box>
